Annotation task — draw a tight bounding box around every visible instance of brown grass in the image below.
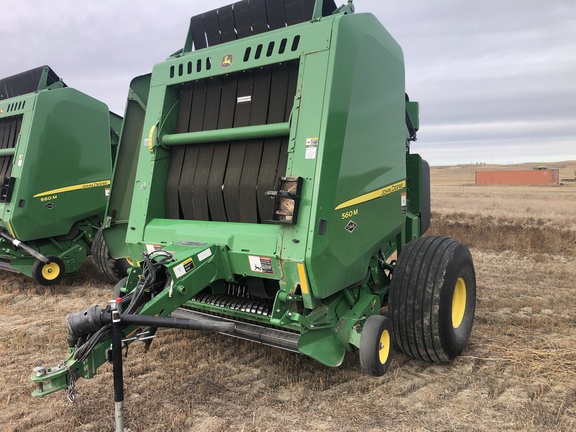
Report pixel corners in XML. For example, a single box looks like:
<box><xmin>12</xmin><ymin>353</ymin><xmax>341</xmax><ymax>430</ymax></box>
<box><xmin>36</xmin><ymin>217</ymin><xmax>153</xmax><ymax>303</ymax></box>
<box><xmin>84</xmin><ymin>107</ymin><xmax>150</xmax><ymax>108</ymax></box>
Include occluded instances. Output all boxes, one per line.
<box><xmin>1</xmin><ymin>162</ymin><xmax>576</xmax><ymax>431</ymax></box>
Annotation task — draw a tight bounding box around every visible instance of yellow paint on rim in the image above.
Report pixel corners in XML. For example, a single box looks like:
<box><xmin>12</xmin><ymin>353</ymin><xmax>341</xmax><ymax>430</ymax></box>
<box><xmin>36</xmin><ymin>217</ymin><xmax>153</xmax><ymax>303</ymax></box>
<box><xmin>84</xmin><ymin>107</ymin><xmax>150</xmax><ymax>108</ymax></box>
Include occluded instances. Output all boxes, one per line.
<box><xmin>334</xmin><ymin>180</ymin><xmax>406</xmax><ymax>210</ymax></box>
<box><xmin>297</xmin><ymin>263</ymin><xmax>309</xmax><ymax>295</ymax></box>
<box><xmin>452</xmin><ymin>277</ymin><xmax>467</xmax><ymax>328</ymax></box>
<box><xmin>41</xmin><ymin>262</ymin><xmax>61</xmax><ymax>280</ymax></box>
<box><xmin>378</xmin><ymin>329</ymin><xmax>391</xmax><ymax>364</ymax></box>
<box><xmin>33</xmin><ymin>180</ymin><xmax>111</xmax><ymax>198</ymax></box>
<box><xmin>148</xmin><ymin>125</ymin><xmax>157</xmax><ymax>152</ymax></box>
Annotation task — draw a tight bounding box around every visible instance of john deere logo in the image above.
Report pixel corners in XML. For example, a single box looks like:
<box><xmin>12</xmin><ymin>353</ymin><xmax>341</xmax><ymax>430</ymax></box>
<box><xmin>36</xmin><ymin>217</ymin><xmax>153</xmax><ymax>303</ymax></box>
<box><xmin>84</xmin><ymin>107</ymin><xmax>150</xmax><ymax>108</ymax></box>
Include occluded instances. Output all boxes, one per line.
<box><xmin>345</xmin><ymin>220</ymin><xmax>357</xmax><ymax>233</ymax></box>
<box><xmin>221</xmin><ymin>53</ymin><xmax>233</xmax><ymax>68</ymax></box>
<box><xmin>0</xmin><ymin>107</ymin><xmax>3</xmax><ymax>114</ymax></box>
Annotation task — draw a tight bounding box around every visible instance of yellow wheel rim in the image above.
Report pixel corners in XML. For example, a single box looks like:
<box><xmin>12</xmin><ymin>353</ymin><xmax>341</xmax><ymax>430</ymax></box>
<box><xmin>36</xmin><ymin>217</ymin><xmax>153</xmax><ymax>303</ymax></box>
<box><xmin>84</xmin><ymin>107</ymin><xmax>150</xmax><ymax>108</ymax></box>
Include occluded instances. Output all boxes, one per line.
<box><xmin>452</xmin><ymin>277</ymin><xmax>467</xmax><ymax>328</ymax></box>
<box><xmin>378</xmin><ymin>329</ymin><xmax>391</xmax><ymax>364</ymax></box>
<box><xmin>41</xmin><ymin>262</ymin><xmax>61</xmax><ymax>281</ymax></box>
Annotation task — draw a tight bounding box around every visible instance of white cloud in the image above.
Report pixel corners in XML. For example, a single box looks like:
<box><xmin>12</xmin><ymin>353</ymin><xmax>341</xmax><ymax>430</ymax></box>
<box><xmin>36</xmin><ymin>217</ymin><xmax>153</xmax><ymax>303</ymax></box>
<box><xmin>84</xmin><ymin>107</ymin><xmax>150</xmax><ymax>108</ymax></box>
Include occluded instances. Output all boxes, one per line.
<box><xmin>2</xmin><ymin>0</ymin><xmax>575</xmax><ymax>164</ymax></box>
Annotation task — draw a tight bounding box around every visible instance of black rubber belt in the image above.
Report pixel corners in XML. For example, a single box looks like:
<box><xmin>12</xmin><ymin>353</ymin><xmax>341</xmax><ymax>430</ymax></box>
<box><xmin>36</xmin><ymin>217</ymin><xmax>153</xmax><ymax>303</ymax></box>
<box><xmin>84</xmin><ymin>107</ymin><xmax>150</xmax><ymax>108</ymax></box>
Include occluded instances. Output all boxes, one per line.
<box><xmin>0</xmin><ymin>119</ymin><xmax>8</xmax><ymax>180</ymax></box>
<box><xmin>239</xmin><ymin>67</ymin><xmax>272</xmax><ymax>223</ymax></box>
<box><xmin>249</xmin><ymin>0</ymin><xmax>269</xmax><ymax>35</ymax></box>
<box><xmin>277</xmin><ymin>61</ymin><xmax>300</xmax><ymax>180</ymax></box>
<box><xmin>218</xmin><ymin>5</ymin><xmax>237</xmax><ymax>43</ymax></box>
<box><xmin>10</xmin><ymin>116</ymin><xmax>22</xmax><ymax>178</ymax></box>
<box><xmin>223</xmin><ymin>72</ymin><xmax>254</xmax><ymax>222</ymax></box>
<box><xmin>203</xmin><ymin>9</ymin><xmax>221</xmax><ymax>47</ymax></box>
<box><xmin>302</xmin><ymin>0</ymin><xmax>315</xmax><ymax>21</ymax></box>
<box><xmin>190</xmin><ymin>14</ymin><xmax>207</xmax><ymax>50</ymax></box>
<box><xmin>179</xmin><ymin>81</ymin><xmax>207</xmax><ymax>220</ymax></box>
<box><xmin>322</xmin><ymin>0</ymin><xmax>338</xmax><ymax>17</ymax></box>
<box><xmin>191</xmin><ymin>78</ymin><xmax>222</xmax><ymax>221</ymax></box>
<box><xmin>188</xmin><ymin>0</ymin><xmax>338</xmax><ymax>52</ymax></box>
<box><xmin>266</xmin><ymin>0</ymin><xmax>287</xmax><ymax>30</ymax></box>
<box><xmin>0</xmin><ymin>117</ymin><xmax>20</xmax><ymax>181</ymax></box>
<box><xmin>165</xmin><ymin>85</ymin><xmax>193</xmax><ymax>219</ymax></box>
<box><xmin>233</xmin><ymin>1</ymin><xmax>252</xmax><ymax>39</ymax></box>
<box><xmin>207</xmin><ymin>75</ymin><xmax>237</xmax><ymax>222</ymax></box>
<box><xmin>0</xmin><ymin>119</ymin><xmax>6</xmax><ymax>181</ymax></box>
<box><xmin>256</xmin><ymin>63</ymin><xmax>290</xmax><ymax>222</ymax></box>
<box><xmin>284</xmin><ymin>0</ymin><xmax>306</xmax><ymax>25</ymax></box>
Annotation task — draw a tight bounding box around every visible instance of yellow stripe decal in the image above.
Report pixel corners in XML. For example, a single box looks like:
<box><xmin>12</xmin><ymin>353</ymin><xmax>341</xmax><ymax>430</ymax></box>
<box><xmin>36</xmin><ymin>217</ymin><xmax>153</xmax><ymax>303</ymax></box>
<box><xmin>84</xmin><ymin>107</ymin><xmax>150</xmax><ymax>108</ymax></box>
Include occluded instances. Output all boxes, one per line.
<box><xmin>7</xmin><ymin>222</ymin><xmax>15</xmax><ymax>238</ymax></box>
<box><xmin>297</xmin><ymin>263</ymin><xmax>309</xmax><ymax>295</ymax></box>
<box><xmin>33</xmin><ymin>180</ymin><xmax>111</xmax><ymax>198</ymax></box>
<box><xmin>335</xmin><ymin>180</ymin><xmax>406</xmax><ymax>210</ymax></box>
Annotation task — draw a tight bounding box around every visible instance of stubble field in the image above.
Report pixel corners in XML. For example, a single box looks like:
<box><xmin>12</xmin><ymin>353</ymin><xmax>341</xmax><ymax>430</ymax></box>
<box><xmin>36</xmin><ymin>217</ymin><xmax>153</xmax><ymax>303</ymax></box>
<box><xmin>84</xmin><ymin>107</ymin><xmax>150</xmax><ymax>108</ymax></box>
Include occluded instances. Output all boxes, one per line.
<box><xmin>1</xmin><ymin>161</ymin><xmax>576</xmax><ymax>431</ymax></box>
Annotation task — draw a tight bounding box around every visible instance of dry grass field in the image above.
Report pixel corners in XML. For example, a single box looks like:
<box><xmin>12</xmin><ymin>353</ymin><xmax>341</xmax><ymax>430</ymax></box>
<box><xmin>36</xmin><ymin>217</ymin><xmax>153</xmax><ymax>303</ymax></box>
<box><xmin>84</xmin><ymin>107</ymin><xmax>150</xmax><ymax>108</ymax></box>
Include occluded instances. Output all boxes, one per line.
<box><xmin>1</xmin><ymin>161</ymin><xmax>576</xmax><ymax>431</ymax></box>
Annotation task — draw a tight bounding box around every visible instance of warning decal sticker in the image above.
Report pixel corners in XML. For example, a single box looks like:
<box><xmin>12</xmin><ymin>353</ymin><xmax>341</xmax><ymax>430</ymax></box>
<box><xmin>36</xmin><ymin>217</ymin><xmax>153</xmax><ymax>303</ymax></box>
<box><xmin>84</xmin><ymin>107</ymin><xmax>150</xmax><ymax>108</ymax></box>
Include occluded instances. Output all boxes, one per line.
<box><xmin>173</xmin><ymin>257</ymin><xmax>195</xmax><ymax>279</ymax></box>
<box><xmin>248</xmin><ymin>256</ymin><xmax>274</xmax><ymax>274</ymax></box>
<box><xmin>305</xmin><ymin>137</ymin><xmax>318</xmax><ymax>160</ymax></box>
<box><xmin>401</xmin><ymin>192</ymin><xmax>407</xmax><ymax>215</ymax></box>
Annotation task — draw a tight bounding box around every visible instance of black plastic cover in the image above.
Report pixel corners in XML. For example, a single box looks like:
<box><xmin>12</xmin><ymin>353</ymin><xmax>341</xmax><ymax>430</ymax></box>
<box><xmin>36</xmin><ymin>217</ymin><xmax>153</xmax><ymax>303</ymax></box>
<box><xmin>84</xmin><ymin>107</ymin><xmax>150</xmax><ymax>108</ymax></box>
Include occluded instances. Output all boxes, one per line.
<box><xmin>0</xmin><ymin>66</ymin><xmax>65</xmax><ymax>100</ymax></box>
<box><xmin>190</xmin><ymin>0</ymin><xmax>338</xmax><ymax>50</ymax></box>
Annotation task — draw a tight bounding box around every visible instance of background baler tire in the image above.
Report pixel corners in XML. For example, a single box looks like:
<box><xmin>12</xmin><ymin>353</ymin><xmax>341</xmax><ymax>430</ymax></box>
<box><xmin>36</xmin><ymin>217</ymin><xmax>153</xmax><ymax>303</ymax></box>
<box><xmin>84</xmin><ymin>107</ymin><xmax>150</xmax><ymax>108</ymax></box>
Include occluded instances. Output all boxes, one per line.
<box><xmin>388</xmin><ymin>235</ymin><xmax>476</xmax><ymax>363</ymax></box>
<box><xmin>92</xmin><ymin>229</ymin><xmax>131</xmax><ymax>284</ymax></box>
<box><xmin>359</xmin><ymin>315</ymin><xmax>394</xmax><ymax>376</ymax></box>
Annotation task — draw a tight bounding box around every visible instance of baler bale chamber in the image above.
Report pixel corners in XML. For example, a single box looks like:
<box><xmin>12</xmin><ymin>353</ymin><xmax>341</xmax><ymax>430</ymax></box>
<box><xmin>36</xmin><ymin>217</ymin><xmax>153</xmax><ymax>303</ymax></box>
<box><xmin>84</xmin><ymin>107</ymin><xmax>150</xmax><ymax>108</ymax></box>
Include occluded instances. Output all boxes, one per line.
<box><xmin>32</xmin><ymin>0</ymin><xmax>476</xmax><ymax>396</ymax></box>
<box><xmin>0</xmin><ymin>66</ymin><xmax>128</xmax><ymax>285</ymax></box>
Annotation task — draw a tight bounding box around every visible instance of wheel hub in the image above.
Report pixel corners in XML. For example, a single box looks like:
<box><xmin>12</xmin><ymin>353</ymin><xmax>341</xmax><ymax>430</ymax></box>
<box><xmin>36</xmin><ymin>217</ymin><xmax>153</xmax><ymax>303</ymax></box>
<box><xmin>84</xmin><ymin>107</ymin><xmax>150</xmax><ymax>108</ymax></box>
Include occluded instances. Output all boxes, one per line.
<box><xmin>452</xmin><ymin>277</ymin><xmax>467</xmax><ymax>328</ymax></box>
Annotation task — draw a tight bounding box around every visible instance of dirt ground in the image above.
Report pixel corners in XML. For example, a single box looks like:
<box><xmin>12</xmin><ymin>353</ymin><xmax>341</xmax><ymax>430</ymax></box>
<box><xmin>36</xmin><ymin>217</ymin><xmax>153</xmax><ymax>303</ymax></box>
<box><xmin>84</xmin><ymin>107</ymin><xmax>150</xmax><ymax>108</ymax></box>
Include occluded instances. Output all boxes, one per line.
<box><xmin>1</xmin><ymin>162</ymin><xmax>576</xmax><ymax>431</ymax></box>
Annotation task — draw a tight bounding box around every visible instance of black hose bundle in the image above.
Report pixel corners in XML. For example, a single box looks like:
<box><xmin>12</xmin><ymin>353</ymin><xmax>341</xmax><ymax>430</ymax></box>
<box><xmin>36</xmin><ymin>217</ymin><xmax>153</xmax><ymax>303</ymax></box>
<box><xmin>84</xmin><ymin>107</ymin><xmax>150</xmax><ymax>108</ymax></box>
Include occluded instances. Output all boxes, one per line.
<box><xmin>72</xmin><ymin>250</ymin><xmax>173</xmax><ymax>362</ymax></box>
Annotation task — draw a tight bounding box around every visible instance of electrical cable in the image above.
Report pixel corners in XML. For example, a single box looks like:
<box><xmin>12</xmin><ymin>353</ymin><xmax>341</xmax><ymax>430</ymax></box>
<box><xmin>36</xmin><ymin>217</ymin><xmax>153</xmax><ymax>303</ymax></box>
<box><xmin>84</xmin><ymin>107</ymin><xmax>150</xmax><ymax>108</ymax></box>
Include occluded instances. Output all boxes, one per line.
<box><xmin>73</xmin><ymin>250</ymin><xmax>173</xmax><ymax>362</ymax></box>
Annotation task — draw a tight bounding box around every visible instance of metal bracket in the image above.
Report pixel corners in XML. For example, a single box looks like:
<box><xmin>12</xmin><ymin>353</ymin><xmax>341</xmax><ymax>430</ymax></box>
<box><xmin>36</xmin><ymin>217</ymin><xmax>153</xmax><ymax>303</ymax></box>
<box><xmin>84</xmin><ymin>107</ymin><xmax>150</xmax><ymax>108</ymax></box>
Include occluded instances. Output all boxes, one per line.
<box><xmin>265</xmin><ymin>177</ymin><xmax>303</xmax><ymax>224</ymax></box>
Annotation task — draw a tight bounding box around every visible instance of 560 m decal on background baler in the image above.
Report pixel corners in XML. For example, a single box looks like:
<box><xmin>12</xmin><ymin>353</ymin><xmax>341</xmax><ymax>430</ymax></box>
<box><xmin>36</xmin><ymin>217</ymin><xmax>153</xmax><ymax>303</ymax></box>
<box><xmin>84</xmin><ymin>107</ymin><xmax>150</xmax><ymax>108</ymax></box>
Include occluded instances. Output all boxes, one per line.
<box><xmin>31</xmin><ymin>0</ymin><xmax>476</xmax><ymax>415</ymax></box>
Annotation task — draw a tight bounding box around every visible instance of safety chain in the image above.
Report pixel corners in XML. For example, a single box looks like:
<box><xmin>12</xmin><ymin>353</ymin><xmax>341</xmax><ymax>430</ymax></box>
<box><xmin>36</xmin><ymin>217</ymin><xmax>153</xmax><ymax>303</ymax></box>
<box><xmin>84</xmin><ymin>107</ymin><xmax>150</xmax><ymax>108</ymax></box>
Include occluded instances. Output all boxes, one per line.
<box><xmin>64</xmin><ymin>364</ymin><xmax>77</xmax><ymax>402</ymax></box>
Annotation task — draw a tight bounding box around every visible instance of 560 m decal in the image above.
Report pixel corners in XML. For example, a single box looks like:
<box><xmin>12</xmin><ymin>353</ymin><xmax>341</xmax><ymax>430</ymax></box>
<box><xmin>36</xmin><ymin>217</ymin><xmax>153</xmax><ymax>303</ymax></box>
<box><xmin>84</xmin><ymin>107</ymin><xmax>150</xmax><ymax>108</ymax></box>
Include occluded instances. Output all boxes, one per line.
<box><xmin>335</xmin><ymin>180</ymin><xmax>406</xmax><ymax>210</ymax></box>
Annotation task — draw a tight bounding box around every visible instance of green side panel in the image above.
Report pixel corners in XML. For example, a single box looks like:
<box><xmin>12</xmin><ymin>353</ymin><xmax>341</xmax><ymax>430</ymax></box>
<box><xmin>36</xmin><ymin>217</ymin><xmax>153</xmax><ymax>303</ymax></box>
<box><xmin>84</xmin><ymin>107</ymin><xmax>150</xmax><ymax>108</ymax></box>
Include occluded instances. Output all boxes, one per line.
<box><xmin>405</xmin><ymin>153</ymin><xmax>429</xmax><ymax>240</ymax></box>
<box><xmin>109</xmin><ymin>111</ymin><xmax>123</xmax><ymax>162</ymax></box>
<box><xmin>8</xmin><ymin>88</ymin><xmax>112</xmax><ymax>241</ymax></box>
<box><xmin>104</xmin><ymin>74</ymin><xmax>151</xmax><ymax>259</ymax></box>
<box><xmin>406</xmin><ymin>100</ymin><xmax>419</xmax><ymax>132</ymax></box>
<box><xmin>305</xmin><ymin>13</ymin><xmax>407</xmax><ymax>299</ymax></box>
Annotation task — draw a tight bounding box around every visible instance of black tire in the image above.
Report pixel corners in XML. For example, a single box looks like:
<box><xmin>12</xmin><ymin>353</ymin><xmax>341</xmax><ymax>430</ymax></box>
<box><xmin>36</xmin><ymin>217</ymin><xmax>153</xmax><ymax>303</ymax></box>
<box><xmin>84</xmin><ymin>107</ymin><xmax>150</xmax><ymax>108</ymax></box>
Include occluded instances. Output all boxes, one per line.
<box><xmin>32</xmin><ymin>256</ymin><xmax>65</xmax><ymax>286</ymax></box>
<box><xmin>388</xmin><ymin>236</ymin><xmax>476</xmax><ymax>363</ymax></box>
<box><xmin>359</xmin><ymin>315</ymin><xmax>394</xmax><ymax>376</ymax></box>
<box><xmin>92</xmin><ymin>229</ymin><xmax>131</xmax><ymax>284</ymax></box>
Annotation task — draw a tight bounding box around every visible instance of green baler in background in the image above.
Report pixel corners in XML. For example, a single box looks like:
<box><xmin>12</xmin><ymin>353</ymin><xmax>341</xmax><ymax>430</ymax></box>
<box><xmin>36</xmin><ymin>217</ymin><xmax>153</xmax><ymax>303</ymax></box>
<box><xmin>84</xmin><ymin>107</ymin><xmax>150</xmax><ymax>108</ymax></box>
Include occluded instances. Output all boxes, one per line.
<box><xmin>32</xmin><ymin>0</ymin><xmax>476</xmax><ymax>398</ymax></box>
<box><xmin>0</xmin><ymin>66</ymin><xmax>128</xmax><ymax>285</ymax></box>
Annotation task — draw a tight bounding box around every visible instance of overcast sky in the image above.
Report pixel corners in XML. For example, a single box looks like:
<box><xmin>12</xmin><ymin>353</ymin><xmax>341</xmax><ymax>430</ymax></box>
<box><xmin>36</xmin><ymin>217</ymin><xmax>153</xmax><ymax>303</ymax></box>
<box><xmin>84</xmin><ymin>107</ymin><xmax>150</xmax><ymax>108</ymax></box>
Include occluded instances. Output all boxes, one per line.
<box><xmin>1</xmin><ymin>0</ymin><xmax>575</xmax><ymax>165</ymax></box>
